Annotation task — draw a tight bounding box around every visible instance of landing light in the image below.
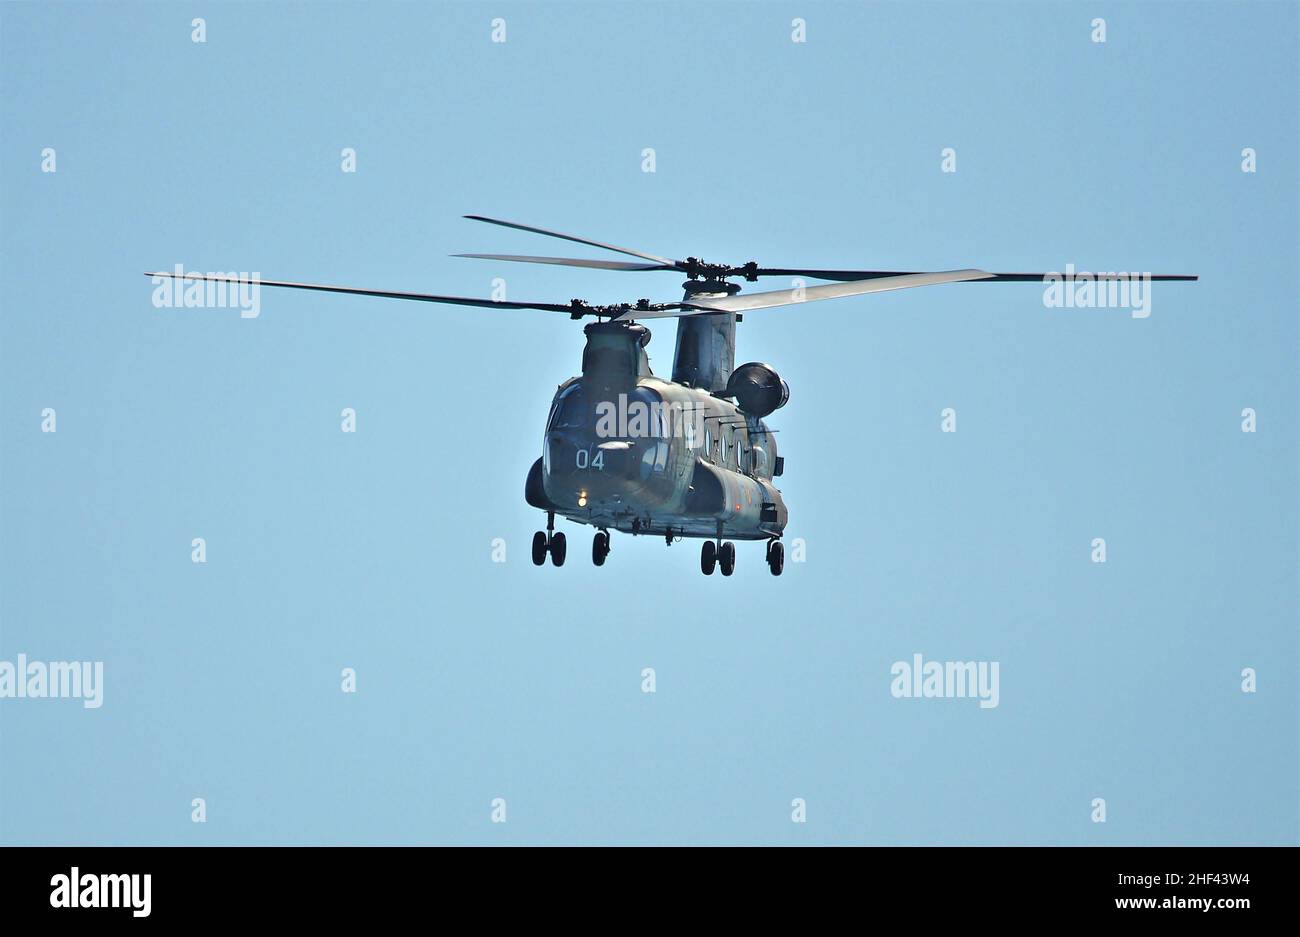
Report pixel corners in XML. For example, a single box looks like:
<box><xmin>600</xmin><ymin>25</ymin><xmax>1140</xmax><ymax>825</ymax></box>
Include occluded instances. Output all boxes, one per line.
<box><xmin>578</xmin><ymin>491</ymin><xmax>588</xmax><ymax>507</ymax></box>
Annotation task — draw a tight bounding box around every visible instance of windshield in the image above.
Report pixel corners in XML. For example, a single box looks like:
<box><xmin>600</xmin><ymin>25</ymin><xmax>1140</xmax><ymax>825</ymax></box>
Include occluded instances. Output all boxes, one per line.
<box><xmin>548</xmin><ymin>385</ymin><xmax>586</xmax><ymax>430</ymax></box>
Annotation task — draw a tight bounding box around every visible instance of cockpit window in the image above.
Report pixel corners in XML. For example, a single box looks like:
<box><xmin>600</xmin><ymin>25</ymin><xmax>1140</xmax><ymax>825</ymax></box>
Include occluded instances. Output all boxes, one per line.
<box><xmin>548</xmin><ymin>385</ymin><xmax>586</xmax><ymax>430</ymax></box>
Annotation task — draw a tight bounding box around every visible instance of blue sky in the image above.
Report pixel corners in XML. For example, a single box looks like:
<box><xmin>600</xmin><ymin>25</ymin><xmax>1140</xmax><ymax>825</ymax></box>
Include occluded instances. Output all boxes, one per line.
<box><xmin>1</xmin><ymin>0</ymin><xmax>1295</xmax><ymax>844</ymax></box>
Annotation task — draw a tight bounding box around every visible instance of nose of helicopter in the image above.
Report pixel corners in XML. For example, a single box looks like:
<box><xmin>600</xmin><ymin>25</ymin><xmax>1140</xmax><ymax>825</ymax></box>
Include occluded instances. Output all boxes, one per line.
<box><xmin>543</xmin><ymin>433</ymin><xmax>658</xmax><ymax>508</ymax></box>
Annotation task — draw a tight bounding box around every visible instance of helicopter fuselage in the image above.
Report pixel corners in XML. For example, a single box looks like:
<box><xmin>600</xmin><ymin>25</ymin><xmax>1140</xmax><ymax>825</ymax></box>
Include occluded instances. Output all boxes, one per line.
<box><xmin>524</xmin><ymin>321</ymin><xmax>787</xmax><ymax>542</ymax></box>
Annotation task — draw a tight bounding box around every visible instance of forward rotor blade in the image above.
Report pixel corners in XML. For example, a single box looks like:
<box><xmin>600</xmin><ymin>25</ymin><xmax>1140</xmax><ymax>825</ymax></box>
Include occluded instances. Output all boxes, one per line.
<box><xmin>463</xmin><ymin>215</ymin><xmax>680</xmax><ymax>266</ymax></box>
<box><xmin>143</xmin><ymin>271</ymin><xmax>578</xmax><ymax>313</ymax></box>
<box><xmin>618</xmin><ymin>269</ymin><xmax>996</xmax><ymax>320</ymax></box>
<box><xmin>755</xmin><ymin>268</ymin><xmax>1199</xmax><ymax>282</ymax></box>
<box><xmin>452</xmin><ymin>253</ymin><xmax>672</xmax><ymax>272</ymax></box>
<box><xmin>970</xmin><ymin>272</ymin><xmax>1197</xmax><ymax>281</ymax></box>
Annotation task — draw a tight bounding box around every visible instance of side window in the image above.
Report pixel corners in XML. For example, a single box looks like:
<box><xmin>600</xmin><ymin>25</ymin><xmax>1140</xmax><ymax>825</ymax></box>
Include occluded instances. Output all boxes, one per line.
<box><xmin>705</xmin><ymin>425</ymin><xmax>714</xmax><ymax>462</ymax></box>
<box><xmin>721</xmin><ymin>430</ymin><xmax>729</xmax><ymax>466</ymax></box>
<box><xmin>640</xmin><ymin>441</ymin><xmax>669</xmax><ymax>480</ymax></box>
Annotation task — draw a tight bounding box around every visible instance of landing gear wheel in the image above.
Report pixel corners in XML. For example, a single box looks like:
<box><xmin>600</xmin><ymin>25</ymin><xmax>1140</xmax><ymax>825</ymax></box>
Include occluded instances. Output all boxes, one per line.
<box><xmin>701</xmin><ymin>540</ymin><xmax>717</xmax><ymax>575</ymax></box>
<box><xmin>767</xmin><ymin>540</ymin><xmax>784</xmax><ymax>576</ymax></box>
<box><xmin>531</xmin><ymin>531</ymin><xmax>547</xmax><ymax>566</ymax></box>
<box><xmin>550</xmin><ymin>531</ymin><xmax>567</xmax><ymax>567</ymax></box>
<box><xmin>719</xmin><ymin>541</ymin><xmax>736</xmax><ymax>577</ymax></box>
<box><xmin>593</xmin><ymin>530</ymin><xmax>610</xmax><ymax>566</ymax></box>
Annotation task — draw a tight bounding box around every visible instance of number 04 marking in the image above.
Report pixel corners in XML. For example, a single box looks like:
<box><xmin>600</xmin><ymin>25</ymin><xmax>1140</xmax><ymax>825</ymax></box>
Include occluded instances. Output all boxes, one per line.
<box><xmin>575</xmin><ymin>448</ymin><xmax>604</xmax><ymax>470</ymax></box>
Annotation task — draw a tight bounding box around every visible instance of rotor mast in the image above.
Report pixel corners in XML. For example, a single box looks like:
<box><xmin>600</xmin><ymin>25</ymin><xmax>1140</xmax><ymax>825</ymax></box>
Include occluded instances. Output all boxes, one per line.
<box><xmin>671</xmin><ymin>278</ymin><xmax>741</xmax><ymax>392</ymax></box>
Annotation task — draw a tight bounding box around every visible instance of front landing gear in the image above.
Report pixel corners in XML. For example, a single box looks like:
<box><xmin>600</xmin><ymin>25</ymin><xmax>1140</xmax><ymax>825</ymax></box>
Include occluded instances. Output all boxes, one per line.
<box><xmin>701</xmin><ymin>538</ymin><xmax>736</xmax><ymax>576</ymax></box>
<box><xmin>531</xmin><ymin>512</ymin><xmax>567</xmax><ymax>567</ymax></box>
<box><xmin>718</xmin><ymin>541</ymin><xmax>736</xmax><ymax>576</ymax></box>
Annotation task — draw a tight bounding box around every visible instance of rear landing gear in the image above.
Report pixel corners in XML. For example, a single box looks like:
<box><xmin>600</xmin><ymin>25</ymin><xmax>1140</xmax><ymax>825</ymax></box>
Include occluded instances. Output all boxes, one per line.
<box><xmin>532</xmin><ymin>512</ymin><xmax>567</xmax><ymax>567</ymax></box>
<box><xmin>766</xmin><ymin>539</ymin><xmax>784</xmax><ymax>576</ymax></box>
<box><xmin>592</xmin><ymin>530</ymin><xmax>611</xmax><ymax>566</ymax></box>
<box><xmin>701</xmin><ymin>540</ymin><xmax>717</xmax><ymax>575</ymax></box>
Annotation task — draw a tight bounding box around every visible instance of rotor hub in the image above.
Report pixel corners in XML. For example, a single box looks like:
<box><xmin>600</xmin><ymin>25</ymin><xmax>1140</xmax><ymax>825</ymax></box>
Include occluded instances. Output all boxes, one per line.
<box><xmin>568</xmin><ymin>297</ymin><xmax>670</xmax><ymax>320</ymax></box>
<box><xmin>681</xmin><ymin>258</ymin><xmax>760</xmax><ymax>282</ymax></box>
<box><xmin>682</xmin><ymin>279</ymin><xmax>741</xmax><ymax>297</ymax></box>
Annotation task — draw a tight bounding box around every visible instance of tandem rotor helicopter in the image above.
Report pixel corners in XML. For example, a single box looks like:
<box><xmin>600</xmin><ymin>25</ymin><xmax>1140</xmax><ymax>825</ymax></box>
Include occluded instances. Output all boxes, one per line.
<box><xmin>149</xmin><ymin>216</ymin><xmax>1196</xmax><ymax>577</ymax></box>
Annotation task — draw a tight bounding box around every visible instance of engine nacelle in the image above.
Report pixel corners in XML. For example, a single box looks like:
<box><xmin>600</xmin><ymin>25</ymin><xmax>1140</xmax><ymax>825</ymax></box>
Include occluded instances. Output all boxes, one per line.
<box><xmin>726</xmin><ymin>362</ymin><xmax>789</xmax><ymax>417</ymax></box>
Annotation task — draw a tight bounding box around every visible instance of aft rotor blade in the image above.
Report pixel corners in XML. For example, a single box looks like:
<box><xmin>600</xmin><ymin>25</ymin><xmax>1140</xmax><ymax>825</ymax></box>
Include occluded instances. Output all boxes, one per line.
<box><xmin>452</xmin><ymin>253</ymin><xmax>672</xmax><ymax>272</ymax></box>
<box><xmin>143</xmin><ymin>271</ymin><xmax>579</xmax><ymax>313</ymax></box>
<box><xmin>755</xmin><ymin>268</ymin><xmax>1200</xmax><ymax>282</ymax></box>
<box><xmin>619</xmin><ymin>269</ymin><xmax>996</xmax><ymax>319</ymax></box>
<box><xmin>462</xmin><ymin>215</ymin><xmax>680</xmax><ymax>266</ymax></box>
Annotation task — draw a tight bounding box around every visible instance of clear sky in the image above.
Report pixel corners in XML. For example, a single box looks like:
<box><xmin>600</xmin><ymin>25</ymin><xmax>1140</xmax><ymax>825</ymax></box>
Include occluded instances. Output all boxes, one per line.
<box><xmin>1</xmin><ymin>0</ymin><xmax>1295</xmax><ymax>845</ymax></box>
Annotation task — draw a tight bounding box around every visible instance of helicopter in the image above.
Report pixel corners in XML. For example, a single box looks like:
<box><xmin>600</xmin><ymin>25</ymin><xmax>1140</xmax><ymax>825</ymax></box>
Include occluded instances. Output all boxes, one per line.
<box><xmin>148</xmin><ymin>215</ymin><xmax>1196</xmax><ymax>577</ymax></box>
